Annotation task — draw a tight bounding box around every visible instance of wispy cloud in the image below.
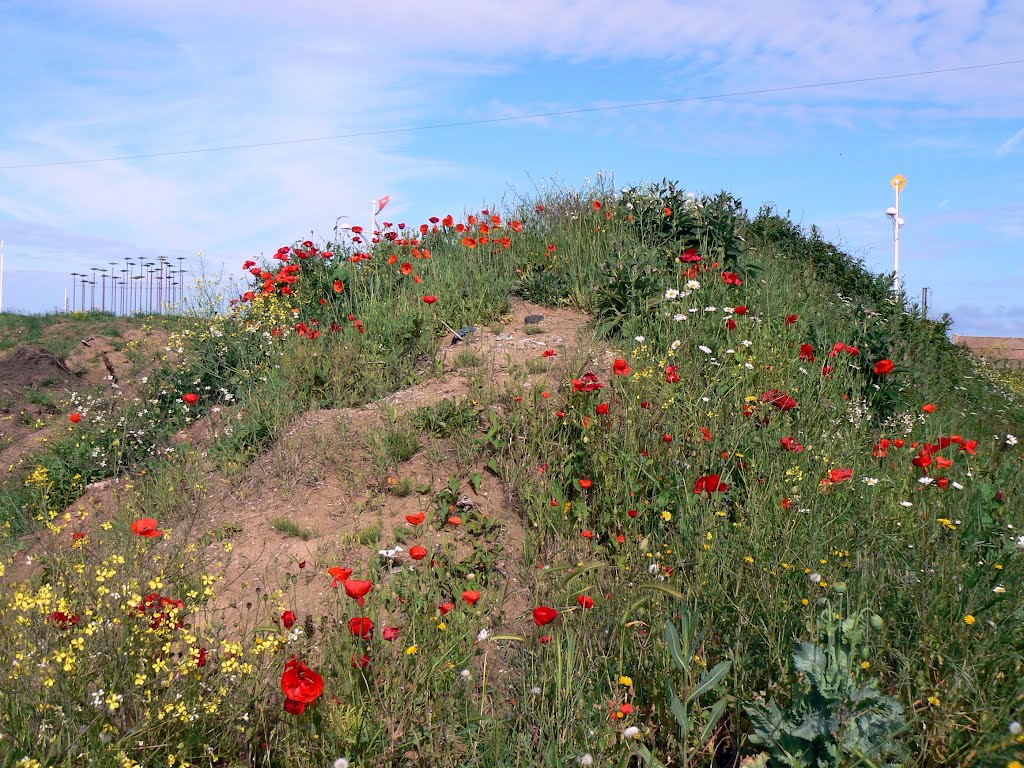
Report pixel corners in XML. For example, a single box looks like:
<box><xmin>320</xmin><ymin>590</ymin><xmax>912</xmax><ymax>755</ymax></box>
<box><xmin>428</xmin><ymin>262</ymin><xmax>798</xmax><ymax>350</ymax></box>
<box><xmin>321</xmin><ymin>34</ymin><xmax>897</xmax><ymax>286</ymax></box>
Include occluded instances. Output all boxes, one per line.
<box><xmin>996</xmin><ymin>126</ymin><xmax>1024</xmax><ymax>155</ymax></box>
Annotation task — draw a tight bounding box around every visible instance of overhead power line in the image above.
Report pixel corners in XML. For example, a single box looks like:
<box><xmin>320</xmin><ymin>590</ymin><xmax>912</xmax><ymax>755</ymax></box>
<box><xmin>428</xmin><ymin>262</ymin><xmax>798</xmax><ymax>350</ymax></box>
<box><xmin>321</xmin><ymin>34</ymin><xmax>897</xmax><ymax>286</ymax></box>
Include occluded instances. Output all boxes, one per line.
<box><xmin>2</xmin><ymin>58</ymin><xmax>1023</xmax><ymax>171</ymax></box>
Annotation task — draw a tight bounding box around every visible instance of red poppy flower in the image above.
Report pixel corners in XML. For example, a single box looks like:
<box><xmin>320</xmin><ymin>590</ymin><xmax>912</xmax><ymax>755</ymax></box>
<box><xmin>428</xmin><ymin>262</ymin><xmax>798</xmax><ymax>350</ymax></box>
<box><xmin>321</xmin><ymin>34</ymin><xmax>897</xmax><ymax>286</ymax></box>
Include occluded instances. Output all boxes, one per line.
<box><xmin>383</xmin><ymin>625</ymin><xmax>401</xmax><ymax>641</ymax></box>
<box><xmin>447</xmin><ymin>515</ymin><xmax>462</xmax><ymax>526</ymax></box>
<box><xmin>725</xmin><ymin>318</ymin><xmax>737</xmax><ymax>330</ymax></box>
<box><xmin>612</xmin><ymin>358</ymin><xmax>631</xmax><ymax>376</ymax></box>
<box><xmin>462</xmin><ymin>590</ymin><xmax>481</xmax><ymax>606</ymax></box>
<box><xmin>735</xmin><ymin>305</ymin><xmax>748</xmax><ymax>315</ymax></box>
<box><xmin>665</xmin><ymin>365</ymin><xmax>680</xmax><ymax>384</ymax></box>
<box><xmin>49</xmin><ymin>611</ymin><xmax>81</xmax><ymax>629</ymax></box>
<box><xmin>281</xmin><ymin>656</ymin><xmax>324</xmax><ymax>714</ymax></box>
<box><xmin>627</xmin><ymin>508</ymin><xmax>638</xmax><ymax>518</ymax></box>
<box><xmin>351</xmin><ymin>653</ymin><xmax>371</xmax><ymax>669</ymax></box>
<box><xmin>422</xmin><ymin>295</ymin><xmax>437</xmax><ymax>304</ymax></box>
<box><xmin>69</xmin><ymin>412</ymin><xmax>81</xmax><ymax>424</ymax></box>
<box><xmin>578</xmin><ymin>479</ymin><xmax>593</xmax><ymax>490</ymax></box>
<box><xmin>543</xmin><ymin>349</ymin><xmax>557</xmax><ymax>357</ymax></box>
<box><xmin>700</xmin><ymin>427</ymin><xmax>713</xmax><ymax>442</ymax></box>
<box><xmin>410</xmin><ymin>545</ymin><xmax>427</xmax><ymax>560</ymax></box>
<box><xmin>821</xmin><ymin>468</ymin><xmax>853</xmax><ymax>486</ymax></box>
<box><xmin>761</xmin><ymin>389</ymin><xmax>798</xmax><ymax>411</ymax></box>
<box><xmin>183</xmin><ymin>393</ymin><xmax>199</xmax><ymax>405</ymax></box>
<box><xmin>799</xmin><ymin>344</ymin><xmax>815</xmax><ymax>362</ymax></box>
<box><xmin>873</xmin><ymin>359</ymin><xmax>895</xmax><ymax>376</ymax></box>
<box><xmin>663</xmin><ymin>434</ymin><xmax>673</xmax><ymax>443</ymax></box>
<box><xmin>439</xmin><ymin>602</ymin><xmax>455</xmax><ymax>615</ymax></box>
<box><xmin>721</xmin><ymin>271</ymin><xmax>743</xmax><ymax>286</ymax></box>
<box><xmin>348</xmin><ymin>617</ymin><xmax>374</xmax><ymax>639</ymax></box>
<box><xmin>694</xmin><ymin>474</ymin><xmax>729</xmax><ymax>495</ymax></box>
<box><xmin>333</xmin><ymin>279</ymin><xmax>344</xmax><ymax>293</ymax></box>
<box><xmin>680</xmin><ymin>248</ymin><xmax>701</xmax><ymax>263</ymax></box>
<box><xmin>406</xmin><ymin>512</ymin><xmax>425</xmax><ymax>525</ymax></box>
<box><xmin>344</xmin><ymin>579</ymin><xmax>374</xmax><ymax>606</ymax></box>
<box><xmin>131</xmin><ymin>517</ymin><xmax>164</xmax><ymax>538</ymax></box>
<box><xmin>533</xmin><ymin>606</ymin><xmax>559</xmax><ymax>626</ymax></box>
<box><xmin>922</xmin><ymin>403</ymin><xmax>936</xmax><ymax>413</ymax></box>
<box><xmin>281</xmin><ymin>610</ymin><xmax>297</xmax><ymax>629</ymax></box>
<box><xmin>328</xmin><ymin>567</ymin><xmax>352</xmax><ymax>587</ymax></box>
<box><xmin>785</xmin><ymin>314</ymin><xmax>798</xmax><ymax>325</ymax></box>
<box><xmin>596</xmin><ymin>403</ymin><xmax>610</xmax><ymax>415</ymax></box>
<box><xmin>592</xmin><ymin>200</ymin><xmax>603</xmax><ymax>210</ymax></box>
<box><xmin>577</xmin><ymin>595</ymin><xmax>595</xmax><ymax>609</ymax></box>
<box><xmin>780</xmin><ymin>437</ymin><xmax>804</xmax><ymax>453</ymax></box>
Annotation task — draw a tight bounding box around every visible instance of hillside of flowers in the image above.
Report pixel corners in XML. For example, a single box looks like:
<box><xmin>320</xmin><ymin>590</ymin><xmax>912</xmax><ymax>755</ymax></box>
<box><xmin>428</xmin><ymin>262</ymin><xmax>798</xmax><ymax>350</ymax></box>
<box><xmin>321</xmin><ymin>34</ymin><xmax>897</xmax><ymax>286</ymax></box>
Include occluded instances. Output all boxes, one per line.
<box><xmin>1</xmin><ymin>178</ymin><xmax>1022</xmax><ymax>768</ymax></box>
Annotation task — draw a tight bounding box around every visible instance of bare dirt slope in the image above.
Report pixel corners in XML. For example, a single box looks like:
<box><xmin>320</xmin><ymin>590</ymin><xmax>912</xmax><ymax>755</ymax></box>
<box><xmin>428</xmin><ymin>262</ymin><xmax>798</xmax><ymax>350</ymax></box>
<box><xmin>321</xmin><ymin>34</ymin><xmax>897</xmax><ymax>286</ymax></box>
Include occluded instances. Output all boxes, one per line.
<box><xmin>187</xmin><ymin>299</ymin><xmax>608</xmax><ymax>635</ymax></box>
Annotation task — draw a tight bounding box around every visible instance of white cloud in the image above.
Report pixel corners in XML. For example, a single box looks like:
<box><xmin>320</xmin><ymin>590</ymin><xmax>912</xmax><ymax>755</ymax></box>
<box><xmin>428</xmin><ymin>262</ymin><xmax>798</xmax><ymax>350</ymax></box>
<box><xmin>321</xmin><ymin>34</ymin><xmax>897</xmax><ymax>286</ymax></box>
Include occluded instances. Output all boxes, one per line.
<box><xmin>996</xmin><ymin>126</ymin><xmax>1024</xmax><ymax>156</ymax></box>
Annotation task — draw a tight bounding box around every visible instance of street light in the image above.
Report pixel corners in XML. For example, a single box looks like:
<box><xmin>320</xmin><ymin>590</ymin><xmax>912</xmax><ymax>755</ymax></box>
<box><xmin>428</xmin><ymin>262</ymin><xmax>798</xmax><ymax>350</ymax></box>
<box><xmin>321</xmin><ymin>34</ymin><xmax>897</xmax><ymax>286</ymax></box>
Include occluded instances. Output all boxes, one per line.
<box><xmin>887</xmin><ymin>175</ymin><xmax>906</xmax><ymax>292</ymax></box>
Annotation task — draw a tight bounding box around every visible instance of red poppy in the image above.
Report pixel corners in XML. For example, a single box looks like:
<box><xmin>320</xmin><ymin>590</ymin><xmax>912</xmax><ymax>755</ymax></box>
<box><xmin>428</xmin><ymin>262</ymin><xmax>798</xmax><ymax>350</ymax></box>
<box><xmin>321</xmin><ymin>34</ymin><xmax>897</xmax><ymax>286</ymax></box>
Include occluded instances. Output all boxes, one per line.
<box><xmin>49</xmin><ymin>611</ymin><xmax>81</xmax><ymax>629</ymax></box>
<box><xmin>821</xmin><ymin>468</ymin><xmax>853</xmax><ymax>486</ymax></box>
<box><xmin>799</xmin><ymin>344</ymin><xmax>815</xmax><ymax>362</ymax></box>
<box><xmin>131</xmin><ymin>517</ymin><xmax>164</xmax><ymax>538</ymax></box>
<box><xmin>439</xmin><ymin>602</ymin><xmax>455</xmax><ymax>615</ymax></box>
<box><xmin>627</xmin><ymin>508</ymin><xmax>638</xmax><ymax>518</ymax></box>
<box><xmin>573</xmin><ymin>372</ymin><xmax>606</xmax><ymax>391</ymax></box>
<box><xmin>873</xmin><ymin>359</ymin><xmax>895</xmax><ymax>376</ymax></box>
<box><xmin>462</xmin><ymin>590</ymin><xmax>481</xmax><ymax>606</ymax></box>
<box><xmin>406</xmin><ymin>512</ymin><xmax>425</xmax><ymax>525</ymax></box>
<box><xmin>662</xmin><ymin>434</ymin><xmax>673</xmax><ymax>443</ymax></box>
<box><xmin>785</xmin><ymin>314</ymin><xmax>798</xmax><ymax>325</ymax></box>
<box><xmin>183</xmin><ymin>393</ymin><xmax>199</xmax><ymax>405</ymax></box>
<box><xmin>613</xmin><ymin>358</ymin><xmax>631</xmax><ymax>376</ymax></box>
<box><xmin>281</xmin><ymin>656</ymin><xmax>324</xmax><ymax>714</ymax></box>
<box><xmin>447</xmin><ymin>515</ymin><xmax>462</xmax><ymax>526</ymax></box>
<box><xmin>348</xmin><ymin>617</ymin><xmax>374</xmax><ymax>639</ymax></box>
<box><xmin>69</xmin><ymin>412</ymin><xmax>81</xmax><ymax>424</ymax></box>
<box><xmin>533</xmin><ymin>606</ymin><xmax>559</xmax><ymax>626</ymax></box>
<box><xmin>694</xmin><ymin>474</ymin><xmax>729</xmax><ymax>495</ymax></box>
<box><xmin>543</xmin><ymin>349</ymin><xmax>557</xmax><ymax>358</ymax></box>
<box><xmin>721</xmin><ymin>271</ymin><xmax>743</xmax><ymax>286</ymax></box>
<box><xmin>781</xmin><ymin>498</ymin><xmax>793</xmax><ymax>510</ymax></box>
<box><xmin>922</xmin><ymin>403</ymin><xmax>936</xmax><ymax>413</ymax></box>
<box><xmin>578</xmin><ymin>479</ymin><xmax>593</xmax><ymax>490</ymax></box>
<box><xmin>700</xmin><ymin>427</ymin><xmax>713</xmax><ymax>442</ymax></box>
<box><xmin>596</xmin><ymin>403</ymin><xmax>610</xmax><ymax>415</ymax></box>
<box><xmin>383</xmin><ymin>625</ymin><xmax>401</xmax><ymax>641</ymax></box>
<box><xmin>665</xmin><ymin>365</ymin><xmax>680</xmax><ymax>384</ymax></box>
<box><xmin>333</xmin><ymin>279</ymin><xmax>345</xmax><ymax>293</ymax></box>
<box><xmin>344</xmin><ymin>579</ymin><xmax>374</xmax><ymax>606</ymax></box>
<box><xmin>281</xmin><ymin>610</ymin><xmax>297</xmax><ymax>629</ymax></box>
<box><xmin>780</xmin><ymin>437</ymin><xmax>804</xmax><ymax>453</ymax></box>
<box><xmin>422</xmin><ymin>295</ymin><xmax>437</xmax><ymax>304</ymax></box>
<box><xmin>328</xmin><ymin>567</ymin><xmax>352</xmax><ymax>587</ymax></box>
<box><xmin>725</xmin><ymin>318</ymin><xmax>737</xmax><ymax>330</ymax></box>
<box><xmin>680</xmin><ymin>248</ymin><xmax>701</xmax><ymax>263</ymax></box>
<box><xmin>593</xmin><ymin>200</ymin><xmax>603</xmax><ymax>210</ymax></box>
<box><xmin>577</xmin><ymin>595</ymin><xmax>595</xmax><ymax>609</ymax></box>
<box><xmin>735</xmin><ymin>305</ymin><xmax>748</xmax><ymax>315</ymax></box>
<box><xmin>410</xmin><ymin>545</ymin><xmax>427</xmax><ymax>560</ymax></box>
<box><xmin>351</xmin><ymin>653</ymin><xmax>371</xmax><ymax>669</ymax></box>
<box><xmin>761</xmin><ymin>389</ymin><xmax>798</xmax><ymax>411</ymax></box>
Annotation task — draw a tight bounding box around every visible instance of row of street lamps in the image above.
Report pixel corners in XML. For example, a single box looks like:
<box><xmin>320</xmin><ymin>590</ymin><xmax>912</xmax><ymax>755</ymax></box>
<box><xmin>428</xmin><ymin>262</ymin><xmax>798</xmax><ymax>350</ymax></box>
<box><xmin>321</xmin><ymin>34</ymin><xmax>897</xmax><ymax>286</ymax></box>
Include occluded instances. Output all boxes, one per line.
<box><xmin>68</xmin><ymin>256</ymin><xmax>189</xmax><ymax>315</ymax></box>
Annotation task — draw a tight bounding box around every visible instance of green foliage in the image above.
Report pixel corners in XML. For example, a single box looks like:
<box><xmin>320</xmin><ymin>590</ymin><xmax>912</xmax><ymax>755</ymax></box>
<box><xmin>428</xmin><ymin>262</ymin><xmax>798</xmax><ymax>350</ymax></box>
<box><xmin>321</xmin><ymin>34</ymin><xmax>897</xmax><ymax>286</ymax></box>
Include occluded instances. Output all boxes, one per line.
<box><xmin>413</xmin><ymin>398</ymin><xmax>480</xmax><ymax>438</ymax></box>
<box><xmin>635</xmin><ymin>610</ymin><xmax>733</xmax><ymax>766</ymax></box>
<box><xmin>745</xmin><ymin>605</ymin><xmax>906</xmax><ymax>767</ymax></box>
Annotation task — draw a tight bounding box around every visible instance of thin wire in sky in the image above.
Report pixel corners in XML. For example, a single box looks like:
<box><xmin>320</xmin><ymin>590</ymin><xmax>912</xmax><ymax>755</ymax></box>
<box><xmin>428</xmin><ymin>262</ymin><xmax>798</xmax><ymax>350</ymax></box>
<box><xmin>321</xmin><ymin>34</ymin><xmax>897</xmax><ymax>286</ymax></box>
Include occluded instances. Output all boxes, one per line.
<box><xmin>2</xmin><ymin>58</ymin><xmax>1022</xmax><ymax>171</ymax></box>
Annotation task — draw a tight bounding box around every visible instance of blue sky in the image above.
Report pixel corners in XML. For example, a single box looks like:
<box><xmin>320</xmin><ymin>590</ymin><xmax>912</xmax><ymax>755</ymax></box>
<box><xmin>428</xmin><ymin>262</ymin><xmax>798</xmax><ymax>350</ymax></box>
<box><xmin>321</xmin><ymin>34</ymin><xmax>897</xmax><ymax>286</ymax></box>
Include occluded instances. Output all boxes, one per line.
<box><xmin>1</xmin><ymin>0</ymin><xmax>1023</xmax><ymax>335</ymax></box>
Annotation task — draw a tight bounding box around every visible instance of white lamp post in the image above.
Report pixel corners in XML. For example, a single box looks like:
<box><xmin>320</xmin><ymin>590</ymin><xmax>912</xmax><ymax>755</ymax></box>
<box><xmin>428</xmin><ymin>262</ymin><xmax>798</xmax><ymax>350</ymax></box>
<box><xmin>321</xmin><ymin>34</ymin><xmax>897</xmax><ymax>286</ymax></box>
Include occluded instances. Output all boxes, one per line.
<box><xmin>887</xmin><ymin>174</ymin><xmax>906</xmax><ymax>292</ymax></box>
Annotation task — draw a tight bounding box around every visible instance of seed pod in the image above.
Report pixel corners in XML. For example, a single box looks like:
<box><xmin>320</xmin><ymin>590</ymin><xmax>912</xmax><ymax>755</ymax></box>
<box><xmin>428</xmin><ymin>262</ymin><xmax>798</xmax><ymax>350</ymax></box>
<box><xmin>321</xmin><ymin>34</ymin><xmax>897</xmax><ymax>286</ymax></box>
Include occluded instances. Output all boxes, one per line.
<box><xmin>869</xmin><ymin>614</ymin><xmax>884</xmax><ymax>631</ymax></box>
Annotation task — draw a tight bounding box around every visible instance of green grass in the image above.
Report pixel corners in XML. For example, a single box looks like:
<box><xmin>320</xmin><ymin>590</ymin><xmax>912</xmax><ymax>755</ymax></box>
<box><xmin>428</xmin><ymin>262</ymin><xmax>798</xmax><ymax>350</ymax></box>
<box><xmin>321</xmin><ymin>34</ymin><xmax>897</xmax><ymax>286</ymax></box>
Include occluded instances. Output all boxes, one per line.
<box><xmin>0</xmin><ymin>180</ymin><xmax>1021</xmax><ymax>767</ymax></box>
<box><xmin>270</xmin><ymin>517</ymin><xmax>315</xmax><ymax>540</ymax></box>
